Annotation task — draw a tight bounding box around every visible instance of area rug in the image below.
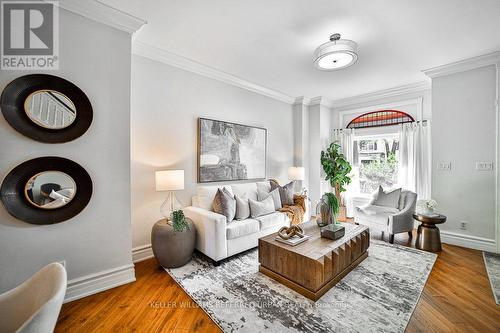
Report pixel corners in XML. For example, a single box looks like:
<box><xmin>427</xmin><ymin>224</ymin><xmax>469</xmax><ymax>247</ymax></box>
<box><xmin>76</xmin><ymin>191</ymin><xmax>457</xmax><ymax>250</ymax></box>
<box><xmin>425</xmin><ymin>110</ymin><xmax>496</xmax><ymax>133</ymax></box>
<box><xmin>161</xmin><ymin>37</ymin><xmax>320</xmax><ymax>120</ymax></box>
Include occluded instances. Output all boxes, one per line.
<box><xmin>483</xmin><ymin>252</ymin><xmax>500</xmax><ymax>305</ymax></box>
<box><xmin>166</xmin><ymin>240</ymin><xmax>437</xmax><ymax>333</ymax></box>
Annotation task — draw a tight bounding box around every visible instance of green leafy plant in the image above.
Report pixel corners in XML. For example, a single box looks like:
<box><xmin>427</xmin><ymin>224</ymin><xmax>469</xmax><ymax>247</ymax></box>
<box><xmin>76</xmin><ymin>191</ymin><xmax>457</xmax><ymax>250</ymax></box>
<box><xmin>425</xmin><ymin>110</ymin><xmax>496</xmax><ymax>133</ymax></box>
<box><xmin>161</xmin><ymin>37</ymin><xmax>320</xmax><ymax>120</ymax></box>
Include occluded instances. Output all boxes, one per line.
<box><xmin>171</xmin><ymin>210</ymin><xmax>190</xmax><ymax>232</ymax></box>
<box><xmin>320</xmin><ymin>142</ymin><xmax>352</xmax><ymax>222</ymax></box>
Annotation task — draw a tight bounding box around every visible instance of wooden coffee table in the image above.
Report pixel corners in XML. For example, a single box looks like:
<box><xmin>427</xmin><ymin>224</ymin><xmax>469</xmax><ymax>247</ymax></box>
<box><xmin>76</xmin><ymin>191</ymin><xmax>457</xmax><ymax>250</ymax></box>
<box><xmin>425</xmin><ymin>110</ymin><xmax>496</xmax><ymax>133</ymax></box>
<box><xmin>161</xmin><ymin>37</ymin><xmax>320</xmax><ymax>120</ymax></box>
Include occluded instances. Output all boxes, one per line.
<box><xmin>258</xmin><ymin>221</ymin><xmax>370</xmax><ymax>301</ymax></box>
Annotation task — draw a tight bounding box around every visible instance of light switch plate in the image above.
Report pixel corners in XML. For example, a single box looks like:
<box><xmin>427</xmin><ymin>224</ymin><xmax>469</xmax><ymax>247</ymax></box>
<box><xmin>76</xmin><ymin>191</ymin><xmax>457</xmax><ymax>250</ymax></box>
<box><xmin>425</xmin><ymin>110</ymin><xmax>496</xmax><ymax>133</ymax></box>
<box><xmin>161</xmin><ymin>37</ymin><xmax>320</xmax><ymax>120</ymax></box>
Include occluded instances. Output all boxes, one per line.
<box><xmin>475</xmin><ymin>162</ymin><xmax>493</xmax><ymax>171</ymax></box>
<box><xmin>437</xmin><ymin>162</ymin><xmax>451</xmax><ymax>170</ymax></box>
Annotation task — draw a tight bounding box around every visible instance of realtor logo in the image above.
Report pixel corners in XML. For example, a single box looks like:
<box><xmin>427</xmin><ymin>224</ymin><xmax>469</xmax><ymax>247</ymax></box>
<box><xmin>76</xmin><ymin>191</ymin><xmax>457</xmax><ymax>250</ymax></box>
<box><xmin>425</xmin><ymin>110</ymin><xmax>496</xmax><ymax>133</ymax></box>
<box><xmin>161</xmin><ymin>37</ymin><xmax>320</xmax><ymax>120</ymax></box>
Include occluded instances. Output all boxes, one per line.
<box><xmin>1</xmin><ymin>0</ymin><xmax>59</xmax><ymax>70</ymax></box>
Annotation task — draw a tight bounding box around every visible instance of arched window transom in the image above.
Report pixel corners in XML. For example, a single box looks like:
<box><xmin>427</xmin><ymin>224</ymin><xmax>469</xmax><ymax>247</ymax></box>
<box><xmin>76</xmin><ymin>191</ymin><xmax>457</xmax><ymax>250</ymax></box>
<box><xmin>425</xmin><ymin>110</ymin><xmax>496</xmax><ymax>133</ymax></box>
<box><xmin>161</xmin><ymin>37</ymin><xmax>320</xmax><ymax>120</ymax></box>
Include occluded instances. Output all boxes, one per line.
<box><xmin>347</xmin><ymin>110</ymin><xmax>414</xmax><ymax>129</ymax></box>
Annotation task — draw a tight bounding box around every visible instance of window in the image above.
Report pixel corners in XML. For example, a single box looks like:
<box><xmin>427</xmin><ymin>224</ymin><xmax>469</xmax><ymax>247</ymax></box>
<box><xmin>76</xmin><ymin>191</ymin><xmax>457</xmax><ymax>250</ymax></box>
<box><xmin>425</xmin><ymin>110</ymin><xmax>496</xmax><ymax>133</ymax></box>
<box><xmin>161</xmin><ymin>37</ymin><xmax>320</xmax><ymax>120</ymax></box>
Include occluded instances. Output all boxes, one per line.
<box><xmin>351</xmin><ymin>134</ymin><xmax>399</xmax><ymax>194</ymax></box>
<box><xmin>347</xmin><ymin>110</ymin><xmax>414</xmax><ymax>129</ymax></box>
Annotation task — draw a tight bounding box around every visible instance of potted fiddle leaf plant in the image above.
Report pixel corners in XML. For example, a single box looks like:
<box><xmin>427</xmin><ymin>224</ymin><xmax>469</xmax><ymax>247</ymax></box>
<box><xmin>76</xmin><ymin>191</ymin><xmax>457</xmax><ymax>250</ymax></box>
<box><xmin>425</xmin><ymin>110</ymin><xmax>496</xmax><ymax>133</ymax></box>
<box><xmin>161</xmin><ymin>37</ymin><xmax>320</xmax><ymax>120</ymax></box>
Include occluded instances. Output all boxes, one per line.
<box><xmin>320</xmin><ymin>142</ymin><xmax>352</xmax><ymax>224</ymax></box>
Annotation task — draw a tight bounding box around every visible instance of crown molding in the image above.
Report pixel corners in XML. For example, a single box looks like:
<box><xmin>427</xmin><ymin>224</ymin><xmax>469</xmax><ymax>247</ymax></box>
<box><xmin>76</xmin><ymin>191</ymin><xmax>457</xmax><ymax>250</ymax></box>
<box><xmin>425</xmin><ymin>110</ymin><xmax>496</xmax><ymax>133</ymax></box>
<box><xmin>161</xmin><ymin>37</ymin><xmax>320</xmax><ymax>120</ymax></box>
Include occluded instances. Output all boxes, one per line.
<box><xmin>423</xmin><ymin>51</ymin><xmax>500</xmax><ymax>79</ymax></box>
<box><xmin>49</xmin><ymin>0</ymin><xmax>146</xmax><ymax>34</ymax></box>
<box><xmin>133</xmin><ymin>41</ymin><xmax>295</xmax><ymax>104</ymax></box>
<box><xmin>331</xmin><ymin>81</ymin><xmax>430</xmax><ymax>109</ymax></box>
<box><xmin>309</xmin><ymin>96</ymin><xmax>334</xmax><ymax>108</ymax></box>
<box><xmin>293</xmin><ymin>96</ymin><xmax>311</xmax><ymax>106</ymax></box>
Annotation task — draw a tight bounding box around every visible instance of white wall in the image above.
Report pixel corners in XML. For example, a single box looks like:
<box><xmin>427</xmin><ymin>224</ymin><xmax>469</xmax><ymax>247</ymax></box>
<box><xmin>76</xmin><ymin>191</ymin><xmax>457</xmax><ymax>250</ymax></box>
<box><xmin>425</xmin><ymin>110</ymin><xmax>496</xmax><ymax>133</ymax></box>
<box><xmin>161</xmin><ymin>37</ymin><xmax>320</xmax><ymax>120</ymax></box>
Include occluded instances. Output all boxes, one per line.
<box><xmin>131</xmin><ymin>55</ymin><xmax>294</xmax><ymax>249</ymax></box>
<box><xmin>432</xmin><ymin>65</ymin><xmax>497</xmax><ymax>243</ymax></box>
<box><xmin>0</xmin><ymin>10</ymin><xmax>133</xmax><ymax>293</ymax></box>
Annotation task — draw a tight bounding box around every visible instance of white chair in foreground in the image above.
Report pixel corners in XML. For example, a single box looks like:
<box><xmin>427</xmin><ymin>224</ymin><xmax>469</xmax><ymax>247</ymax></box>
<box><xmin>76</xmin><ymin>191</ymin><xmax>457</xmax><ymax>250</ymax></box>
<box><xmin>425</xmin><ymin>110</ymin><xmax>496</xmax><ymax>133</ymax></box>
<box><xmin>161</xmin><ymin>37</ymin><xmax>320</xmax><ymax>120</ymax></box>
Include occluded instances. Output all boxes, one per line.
<box><xmin>0</xmin><ymin>262</ymin><xmax>67</xmax><ymax>333</ymax></box>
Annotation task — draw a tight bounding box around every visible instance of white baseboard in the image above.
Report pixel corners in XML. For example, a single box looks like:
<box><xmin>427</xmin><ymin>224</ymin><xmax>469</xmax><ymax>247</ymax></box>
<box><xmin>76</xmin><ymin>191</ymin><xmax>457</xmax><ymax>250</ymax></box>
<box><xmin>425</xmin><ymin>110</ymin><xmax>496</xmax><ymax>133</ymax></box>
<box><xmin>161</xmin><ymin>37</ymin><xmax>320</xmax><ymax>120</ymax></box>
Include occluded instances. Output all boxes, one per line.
<box><xmin>132</xmin><ymin>244</ymin><xmax>154</xmax><ymax>263</ymax></box>
<box><xmin>440</xmin><ymin>231</ymin><xmax>496</xmax><ymax>253</ymax></box>
<box><xmin>64</xmin><ymin>264</ymin><xmax>136</xmax><ymax>303</ymax></box>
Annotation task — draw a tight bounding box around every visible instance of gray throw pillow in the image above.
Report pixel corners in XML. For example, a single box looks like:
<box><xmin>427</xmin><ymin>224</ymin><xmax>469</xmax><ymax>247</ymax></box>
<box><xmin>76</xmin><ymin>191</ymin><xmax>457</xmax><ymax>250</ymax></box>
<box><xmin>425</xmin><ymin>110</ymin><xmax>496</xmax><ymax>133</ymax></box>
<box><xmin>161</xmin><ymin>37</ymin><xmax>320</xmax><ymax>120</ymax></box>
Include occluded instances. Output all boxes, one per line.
<box><xmin>372</xmin><ymin>186</ymin><xmax>401</xmax><ymax>209</ymax></box>
<box><xmin>257</xmin><ymin>188</ymin><xmax>282</xmax><ymax>210</ymax></box>
<box><xmin>213</xmin><ymin>188</ymin><xmax>236</xmax><ymax>221</ymax></box>
<box><xmin>270</xmin><ymin>180</ymin><xmax>294</xmax><ymax>206</ymax></box>
<box><xmin>249</xmin><ymin>196</ymin><xmax>275</xmax><ymax>218</ymax></box>
<box><xmin>235</xmin><ymin>194</ymin><xmax>250</xmax><ymax>220</ymax></box>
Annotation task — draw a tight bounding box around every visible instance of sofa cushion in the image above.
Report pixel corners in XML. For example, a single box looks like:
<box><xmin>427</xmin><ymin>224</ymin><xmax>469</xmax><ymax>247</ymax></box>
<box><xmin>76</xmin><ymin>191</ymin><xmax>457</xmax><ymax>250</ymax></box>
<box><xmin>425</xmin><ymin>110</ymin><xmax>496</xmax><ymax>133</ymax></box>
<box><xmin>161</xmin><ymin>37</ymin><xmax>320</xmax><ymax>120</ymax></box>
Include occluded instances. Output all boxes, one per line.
<box><xmin>231</xmin><ymin>182</ymin><xmax>258</xmax><ymax>201</ymax></box>
<box><xmin>226</xmin><ymin>219</ymin><xmax>260</xmax><ymax>239</ymax></box>
<box><xmin>213</xmin><ymin>188</ymin><xmax>236</xmax><ymax>222</ymax></box>
<box><xmin>372</xmin><ymin>186</ymin><xmax>401</xmax><ymax>209</ymax></box>
<box><xmin>196</xmin><ymin>185</ymin><xmax>234</xmax><ymax>211</ymax></box>
<box><xmin>257</xmin><ymin>188</ymin><xmax>282</xmax><ymax>210</ymax></box>
<box><xmin>235</xmin><ymin>194</ymin><xmax>250</xmax><ymax>220</ymax></box>
<box><xmin>355</xmin><ymin>206</ymin><xmax>392</xmax><ymax>227</ymax></box>
<box><xmin>359</xmin><ymin>204</ymin><xmax>399</xmax><ymax>215</ymax></box>
<box><xmin>255</xmin><ymin>212</ymin><xmax>288</xmax><ymax>230</ymax></box>
<box><xmin>256</xmin><ymin>181</ymin><xmax>271</xmax><ymax>194</ymax></box>
<box><xmin>249</xmin><ymin>196</ymin><xmax>275</xmax><ymax>218</ymax></box>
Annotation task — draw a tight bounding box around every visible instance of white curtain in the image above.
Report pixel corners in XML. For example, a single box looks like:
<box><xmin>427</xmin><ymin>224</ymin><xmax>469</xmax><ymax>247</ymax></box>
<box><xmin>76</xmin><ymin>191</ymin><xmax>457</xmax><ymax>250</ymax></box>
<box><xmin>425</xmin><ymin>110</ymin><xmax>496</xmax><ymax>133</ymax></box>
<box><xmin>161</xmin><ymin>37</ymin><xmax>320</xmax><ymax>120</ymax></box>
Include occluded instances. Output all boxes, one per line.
<box><xmin>332</xmin><ymin>128</ymin><xmax>356</xmax><ymax>216</ymax></box>
<box><xmin>398</xmin><ymin>122</ymin><xmax>431</xmax><ymax>199</ymax></box>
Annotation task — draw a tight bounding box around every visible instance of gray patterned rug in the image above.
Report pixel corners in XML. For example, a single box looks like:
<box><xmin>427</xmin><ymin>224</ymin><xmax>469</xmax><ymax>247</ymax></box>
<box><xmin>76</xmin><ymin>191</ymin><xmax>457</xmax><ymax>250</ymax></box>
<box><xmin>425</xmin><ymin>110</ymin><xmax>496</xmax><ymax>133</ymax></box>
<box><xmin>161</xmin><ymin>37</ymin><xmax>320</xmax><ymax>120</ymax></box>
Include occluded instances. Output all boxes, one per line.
<box><xmin>483</xmin><ymin>252</ymin><xmax>500</xmax><ymax>305</ymax></box>
<box><xmin>167</xmin><ymin>240</ymin><xmax>437</xmax><ymax>333</ymax></box>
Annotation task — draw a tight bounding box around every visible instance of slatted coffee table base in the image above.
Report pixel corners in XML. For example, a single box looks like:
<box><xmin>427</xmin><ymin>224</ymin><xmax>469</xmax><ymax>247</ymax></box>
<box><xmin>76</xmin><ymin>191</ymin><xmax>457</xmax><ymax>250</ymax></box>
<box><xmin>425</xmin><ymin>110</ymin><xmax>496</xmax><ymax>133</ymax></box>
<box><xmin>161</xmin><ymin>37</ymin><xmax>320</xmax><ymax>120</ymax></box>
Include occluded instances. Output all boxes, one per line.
<box><xmin>259</xmin><ymin>251</ymin><xmax>368</xmax><ymax>301</ymax></box>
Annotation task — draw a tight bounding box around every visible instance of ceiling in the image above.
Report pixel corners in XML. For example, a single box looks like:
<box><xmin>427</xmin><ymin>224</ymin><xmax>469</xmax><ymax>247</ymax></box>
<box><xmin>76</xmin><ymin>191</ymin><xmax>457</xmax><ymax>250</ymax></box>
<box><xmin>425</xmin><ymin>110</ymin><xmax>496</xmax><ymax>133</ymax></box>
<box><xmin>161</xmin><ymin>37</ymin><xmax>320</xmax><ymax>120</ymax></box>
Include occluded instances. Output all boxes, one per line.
<box><xmin>102</xmin><ymin>0</ymin><xmax>500</xmax><ymax>101</ymax></box>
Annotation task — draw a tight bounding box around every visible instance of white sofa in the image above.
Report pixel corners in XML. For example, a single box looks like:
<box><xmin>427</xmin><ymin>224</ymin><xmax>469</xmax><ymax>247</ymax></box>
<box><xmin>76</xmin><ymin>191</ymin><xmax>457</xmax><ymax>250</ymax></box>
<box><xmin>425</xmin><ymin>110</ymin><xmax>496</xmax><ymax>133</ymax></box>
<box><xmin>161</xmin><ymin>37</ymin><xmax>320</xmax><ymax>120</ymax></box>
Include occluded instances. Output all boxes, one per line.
<box><xmin>354</xmin><ymin>189</ymin><xmax>417</xmax><ymax>243</ymax></box>
<box><xmin>183</xmin><ymin>181</ymin><xmax>298</xmax><ymax>264</ymax></box>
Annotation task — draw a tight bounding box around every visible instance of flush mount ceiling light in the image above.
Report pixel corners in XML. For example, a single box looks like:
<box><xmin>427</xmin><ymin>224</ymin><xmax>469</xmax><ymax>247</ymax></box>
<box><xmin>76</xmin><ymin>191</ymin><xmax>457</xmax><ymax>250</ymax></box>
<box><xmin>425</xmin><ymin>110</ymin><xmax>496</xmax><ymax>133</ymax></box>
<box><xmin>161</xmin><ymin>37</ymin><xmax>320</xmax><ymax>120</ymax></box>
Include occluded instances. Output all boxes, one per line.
<box><xmin>313</xmin><ymin>33</ymin><xmax>358</xmax><ymax>71</ymax></box>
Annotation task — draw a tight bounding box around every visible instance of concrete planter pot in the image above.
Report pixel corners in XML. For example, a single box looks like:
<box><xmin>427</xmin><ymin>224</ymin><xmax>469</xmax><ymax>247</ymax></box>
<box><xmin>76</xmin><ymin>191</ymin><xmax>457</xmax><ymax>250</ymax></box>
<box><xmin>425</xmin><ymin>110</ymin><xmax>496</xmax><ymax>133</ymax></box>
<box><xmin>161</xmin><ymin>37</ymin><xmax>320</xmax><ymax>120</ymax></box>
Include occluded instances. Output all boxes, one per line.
<box><xmin>151</xmin><ymin>218</ymin><xmax>196</xmax><ymax>268</ymax></box>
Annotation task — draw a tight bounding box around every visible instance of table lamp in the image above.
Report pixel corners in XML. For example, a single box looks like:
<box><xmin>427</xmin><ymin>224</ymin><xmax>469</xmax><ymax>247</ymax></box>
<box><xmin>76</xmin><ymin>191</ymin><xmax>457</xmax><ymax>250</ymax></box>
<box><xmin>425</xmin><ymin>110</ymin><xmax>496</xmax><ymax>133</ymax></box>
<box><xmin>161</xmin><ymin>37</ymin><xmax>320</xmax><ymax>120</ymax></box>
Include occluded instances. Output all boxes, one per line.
<box><xmin>288</xmin><ymin>166</ymin><xmax>306</xmax><ymax>194</ymax></box>
<box><xmin>155</xmin><ymin>170</ymin><xmax>184</xmax><ymax>221</ymax></box>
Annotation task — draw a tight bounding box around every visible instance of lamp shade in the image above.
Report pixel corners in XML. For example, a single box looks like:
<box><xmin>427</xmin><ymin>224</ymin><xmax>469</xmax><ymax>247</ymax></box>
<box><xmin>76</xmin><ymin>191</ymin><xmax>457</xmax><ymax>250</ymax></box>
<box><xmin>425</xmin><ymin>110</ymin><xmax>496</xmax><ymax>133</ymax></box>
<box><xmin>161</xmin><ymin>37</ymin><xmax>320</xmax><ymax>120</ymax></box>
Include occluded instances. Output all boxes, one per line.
<box><xmin>155</xmin><ymin>170</ymin><xmax>184</xmax><ymax>191</ymax></box>
<box><xmin>288</xmin><ymin>167</ymin><xmax>305</xmax><ymax>181</ymax></box>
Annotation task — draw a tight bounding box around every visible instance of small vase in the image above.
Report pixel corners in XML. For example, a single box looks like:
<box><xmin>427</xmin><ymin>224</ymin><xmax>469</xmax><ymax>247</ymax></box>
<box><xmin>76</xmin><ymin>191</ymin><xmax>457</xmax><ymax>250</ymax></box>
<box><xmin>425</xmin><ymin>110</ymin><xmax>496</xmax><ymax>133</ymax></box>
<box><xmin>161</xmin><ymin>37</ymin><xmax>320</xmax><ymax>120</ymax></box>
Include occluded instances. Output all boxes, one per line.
<box><xmin>423</xmin><ymin>207</ymin><xmax>434</xmax><ymax>215</ymax></box>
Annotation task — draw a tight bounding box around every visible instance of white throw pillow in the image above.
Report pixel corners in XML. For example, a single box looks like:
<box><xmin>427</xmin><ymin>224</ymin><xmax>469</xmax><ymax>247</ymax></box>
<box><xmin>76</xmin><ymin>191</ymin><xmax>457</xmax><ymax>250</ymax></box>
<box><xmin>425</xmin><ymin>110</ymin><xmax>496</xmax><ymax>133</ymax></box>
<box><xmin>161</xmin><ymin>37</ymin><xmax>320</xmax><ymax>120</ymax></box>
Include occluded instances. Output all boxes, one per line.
<box><xmin>371</xmin><ymin>186</ymin><xmax>401</xmax><ymax>209</ymax></box>
<box><xmin>249</xmin><ymin>196</ymin><xmax>275</xmax><ymax>218</ymax></box>
<box><xmin>235</xmin><ymin>194</ymin><xmax>251</xmax><ymax>220</ymax></box>
<box><xmin>196</xmin><ymin>185</ymin><xmax>234</xmax><ymax>211</ymax></box>
<box><xmin>257</xmin><ymin>188</ymin><xmax>282</xmax><ymax>210</ymax></box>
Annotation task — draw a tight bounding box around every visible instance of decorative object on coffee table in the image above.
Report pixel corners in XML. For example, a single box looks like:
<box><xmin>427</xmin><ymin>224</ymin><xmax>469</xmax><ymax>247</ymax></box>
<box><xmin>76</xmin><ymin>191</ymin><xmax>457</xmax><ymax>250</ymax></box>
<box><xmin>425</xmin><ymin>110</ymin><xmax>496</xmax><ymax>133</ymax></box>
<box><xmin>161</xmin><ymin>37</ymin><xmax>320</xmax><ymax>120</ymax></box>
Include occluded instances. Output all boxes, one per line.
<box><xmin>151</xmin><ymin>217</ymin><xmax>196</xmax><ymax>268</ymax></box>
<box><xmin>320</xmin><ymin>223</ymin><xmax>345</xmax><ymax>240</ymax></box>
<box><xmin>259</xmin><ymin>221</ymin><xmax>369</xmax><ymax>301</ymax></box>
<box><xmin>413</xmin><ymin>213</ymin><xmax>446</xmax><ymax>252</ymax></box>
<box><xmin>155</xmin><ymin>170</ymin><xmax>184</xmax><ymax>221</ymax></box>
<box><xmin>277</xmin><ymin>225</ymin><xmax>305</xmax><ymax>240</ymax></box>
<box><xmin>320</xmin><ymin>142</ymin><xmax>352</xmax><ymax>224</ymax></box>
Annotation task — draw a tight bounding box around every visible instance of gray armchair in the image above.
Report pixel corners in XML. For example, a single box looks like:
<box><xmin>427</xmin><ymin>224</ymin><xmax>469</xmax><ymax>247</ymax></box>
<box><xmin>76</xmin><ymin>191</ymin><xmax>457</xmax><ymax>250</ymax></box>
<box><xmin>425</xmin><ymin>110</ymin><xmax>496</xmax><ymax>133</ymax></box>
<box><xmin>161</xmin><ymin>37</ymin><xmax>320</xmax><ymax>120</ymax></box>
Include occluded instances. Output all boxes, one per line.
<box><xmin>354</xmin><ymin>190</ymin><xmax>417</xmax><ymax>243</ymax></box>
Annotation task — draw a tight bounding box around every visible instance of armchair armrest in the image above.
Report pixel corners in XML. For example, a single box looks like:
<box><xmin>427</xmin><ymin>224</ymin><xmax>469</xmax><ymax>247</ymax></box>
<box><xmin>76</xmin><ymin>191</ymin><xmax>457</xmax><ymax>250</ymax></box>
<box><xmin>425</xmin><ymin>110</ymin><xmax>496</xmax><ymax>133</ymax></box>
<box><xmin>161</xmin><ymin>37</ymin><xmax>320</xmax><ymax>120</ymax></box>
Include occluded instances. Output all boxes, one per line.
<box><xmin>183</xmin><ymin>206</ymin><xmax>228</xmax><ymax>261</ymax></box>
<box><xmin>389</xmin><ymin>202</ymin><xmax>416</xmax><ymax>234</ymax></box>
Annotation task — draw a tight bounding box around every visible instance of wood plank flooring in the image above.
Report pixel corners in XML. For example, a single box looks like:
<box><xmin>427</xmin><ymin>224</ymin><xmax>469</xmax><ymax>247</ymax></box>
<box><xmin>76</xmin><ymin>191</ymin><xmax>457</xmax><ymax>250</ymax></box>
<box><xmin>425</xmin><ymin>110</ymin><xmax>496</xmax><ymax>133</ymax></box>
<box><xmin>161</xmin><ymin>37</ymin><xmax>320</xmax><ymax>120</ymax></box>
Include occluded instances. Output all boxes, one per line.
<box><xmin>56</xmin><ymin>230</ymin><xmax>500</xmax><ymax>332</ymax></box>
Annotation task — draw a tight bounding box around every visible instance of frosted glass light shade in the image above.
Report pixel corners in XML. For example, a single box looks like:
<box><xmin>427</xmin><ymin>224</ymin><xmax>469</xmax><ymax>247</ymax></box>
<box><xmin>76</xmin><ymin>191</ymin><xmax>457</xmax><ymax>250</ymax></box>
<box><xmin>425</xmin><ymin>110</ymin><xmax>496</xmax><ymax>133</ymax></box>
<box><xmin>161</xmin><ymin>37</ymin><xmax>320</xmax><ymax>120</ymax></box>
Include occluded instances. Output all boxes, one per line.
<box><xmin>155</xmin><ymin>170</ymin><xmax>184</xmax><ymax>191</ymax></box>
<box><xmin>288</xmin><ymin>167</ymin><xmax>305</xmax><ymax>181</ymax></box>
<box><xmin>314</xmin><ymin>38</ymin><xmax>358</xmax><ymax>71</ymax></box>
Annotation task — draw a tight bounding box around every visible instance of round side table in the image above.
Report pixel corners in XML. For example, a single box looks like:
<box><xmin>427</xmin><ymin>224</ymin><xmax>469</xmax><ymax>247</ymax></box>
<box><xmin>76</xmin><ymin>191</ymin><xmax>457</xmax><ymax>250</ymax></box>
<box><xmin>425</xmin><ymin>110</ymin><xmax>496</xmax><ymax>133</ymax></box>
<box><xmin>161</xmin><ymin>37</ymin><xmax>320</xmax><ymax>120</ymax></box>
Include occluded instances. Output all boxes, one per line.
<box><xmin>413</xmin><ymin>213</ymin><xmax>446</xmax><ymax>252</ymax></box>
<box><xmin>151</xmin><ymin>218</ymin><xmax>196</xmax><ymax>268</ymax></box>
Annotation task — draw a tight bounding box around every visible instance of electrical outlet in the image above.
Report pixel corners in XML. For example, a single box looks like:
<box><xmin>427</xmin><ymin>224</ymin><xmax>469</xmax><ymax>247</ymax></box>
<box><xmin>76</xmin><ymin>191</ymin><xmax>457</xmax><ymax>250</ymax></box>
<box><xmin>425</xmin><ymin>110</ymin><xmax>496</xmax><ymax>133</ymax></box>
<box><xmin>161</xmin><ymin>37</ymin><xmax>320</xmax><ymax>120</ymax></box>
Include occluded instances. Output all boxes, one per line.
<box><xmin>437</xmin><ymin>162</ymin><xmax>451</xmax><ymax>171</ymax></box>
<box><xmin>459</xmin><ymin>221</ymin><xmax>467</xmax><ymax>230</ymax></box>
<box><xmin>475</xmin><ymin>162</ymin><xmax>493</xmax><ymax>171</ymax></box>
<box><xmin>59</xmin><ymin>260</ymin><xmax>66</xmax><ymax>268</ymax></box>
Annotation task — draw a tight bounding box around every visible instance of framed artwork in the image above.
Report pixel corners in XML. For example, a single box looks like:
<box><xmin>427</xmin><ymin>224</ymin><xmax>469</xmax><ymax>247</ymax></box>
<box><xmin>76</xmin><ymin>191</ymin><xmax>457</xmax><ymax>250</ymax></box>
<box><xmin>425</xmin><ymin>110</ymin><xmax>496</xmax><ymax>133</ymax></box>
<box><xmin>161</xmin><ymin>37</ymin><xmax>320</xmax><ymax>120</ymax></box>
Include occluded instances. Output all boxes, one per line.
<box><xmin>198</xmin><ymin>118</ymin><xmax>267</xmax><ymax>183</ymax></box>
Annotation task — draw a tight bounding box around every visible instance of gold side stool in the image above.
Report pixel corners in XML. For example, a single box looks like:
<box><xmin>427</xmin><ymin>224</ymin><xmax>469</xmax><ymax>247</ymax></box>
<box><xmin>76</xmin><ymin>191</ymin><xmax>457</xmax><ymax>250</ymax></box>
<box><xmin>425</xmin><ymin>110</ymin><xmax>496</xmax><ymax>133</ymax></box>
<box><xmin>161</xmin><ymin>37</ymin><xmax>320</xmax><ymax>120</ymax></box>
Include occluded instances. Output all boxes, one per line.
<box><xmin>413</xmin><ymin>213</ymin><xmax>447</xmax><ymax>252</ymax></box>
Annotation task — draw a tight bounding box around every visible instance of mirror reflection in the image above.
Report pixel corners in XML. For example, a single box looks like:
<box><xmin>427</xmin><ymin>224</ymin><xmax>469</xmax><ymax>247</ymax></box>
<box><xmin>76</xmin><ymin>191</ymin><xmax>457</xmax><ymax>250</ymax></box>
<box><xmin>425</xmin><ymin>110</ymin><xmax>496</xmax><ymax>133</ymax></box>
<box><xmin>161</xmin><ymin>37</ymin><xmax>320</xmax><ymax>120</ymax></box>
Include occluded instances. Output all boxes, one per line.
<box><xmin>24</xmin><ymin>90</ymin><xmax>77</xmax><ymax>129</ymax></box>
<box><xmin>25</xmin><ymin>171</ymin><xmax>77</xmax><ymax>209</ymax></box>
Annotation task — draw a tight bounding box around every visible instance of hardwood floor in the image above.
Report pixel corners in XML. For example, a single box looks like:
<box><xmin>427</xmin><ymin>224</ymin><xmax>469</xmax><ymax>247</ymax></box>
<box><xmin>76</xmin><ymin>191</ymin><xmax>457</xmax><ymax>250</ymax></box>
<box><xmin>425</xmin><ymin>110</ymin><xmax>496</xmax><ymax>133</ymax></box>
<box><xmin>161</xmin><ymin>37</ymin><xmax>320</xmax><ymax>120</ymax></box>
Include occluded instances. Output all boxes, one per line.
<box><xmin>56</xmin><ymin>230</ymin><xmax>500</xmax><ymax>333</ymax></box>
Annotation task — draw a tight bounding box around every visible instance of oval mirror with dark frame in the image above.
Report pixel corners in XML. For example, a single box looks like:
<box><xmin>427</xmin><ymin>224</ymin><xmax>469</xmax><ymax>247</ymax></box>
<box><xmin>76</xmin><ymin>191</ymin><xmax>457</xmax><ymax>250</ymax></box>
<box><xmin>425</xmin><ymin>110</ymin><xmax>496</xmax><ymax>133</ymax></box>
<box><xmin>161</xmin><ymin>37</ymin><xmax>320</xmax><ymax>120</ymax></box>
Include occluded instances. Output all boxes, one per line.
<box><xmin>1</xmin><ymin>74</ymin><xmax>92</xmax><ymax>143</ymax></box>
<box><xmin>1</xmin><ymin>157</ymin><xmax>92</xmax><ymax>225</ymax></box>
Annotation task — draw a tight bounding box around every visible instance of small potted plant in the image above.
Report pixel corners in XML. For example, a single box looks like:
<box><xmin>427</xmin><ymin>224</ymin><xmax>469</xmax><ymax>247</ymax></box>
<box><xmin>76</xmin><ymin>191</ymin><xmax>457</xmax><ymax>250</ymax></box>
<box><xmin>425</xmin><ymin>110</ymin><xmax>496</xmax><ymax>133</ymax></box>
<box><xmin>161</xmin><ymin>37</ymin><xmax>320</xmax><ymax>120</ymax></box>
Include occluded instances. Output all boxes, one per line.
<box><xmin>417</xmin><ymin>199</ymin><xmax>438</xmax><ymax>215</ymax></box>
<box><xmin>171</xmin><ymin>210</ymin><xmax>190</xmax><ymax>232</ymax></box>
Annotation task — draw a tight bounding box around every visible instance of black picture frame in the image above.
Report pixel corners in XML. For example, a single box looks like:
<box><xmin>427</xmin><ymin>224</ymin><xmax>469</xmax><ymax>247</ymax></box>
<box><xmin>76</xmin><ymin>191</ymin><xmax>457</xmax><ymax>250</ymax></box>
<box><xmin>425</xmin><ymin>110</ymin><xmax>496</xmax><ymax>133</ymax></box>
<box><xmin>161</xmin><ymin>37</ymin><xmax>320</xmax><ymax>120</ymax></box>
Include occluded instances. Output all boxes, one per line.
<box><xmin>0</xmin><ymin>74</ymin><xmax>93</xmax><ymax>143</ymax></box>
<box><xmin>0</xmin><ymin>157</ymin><xmax>93</xmax><ymax>225</ymax></box>
<box><xmin>197</xmin><ymin>117</ymin><xmax>267</xmax><ymax>183</ymax></box>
